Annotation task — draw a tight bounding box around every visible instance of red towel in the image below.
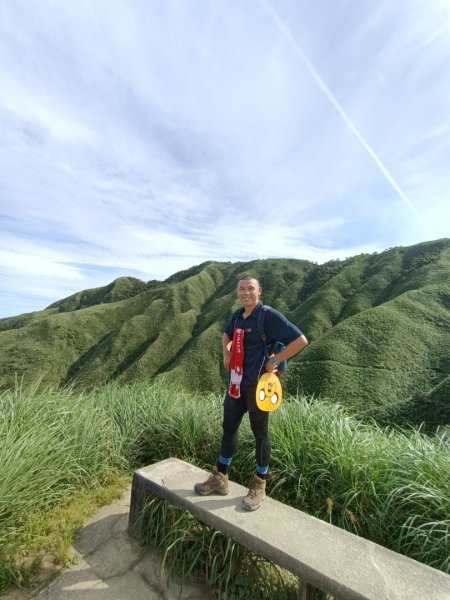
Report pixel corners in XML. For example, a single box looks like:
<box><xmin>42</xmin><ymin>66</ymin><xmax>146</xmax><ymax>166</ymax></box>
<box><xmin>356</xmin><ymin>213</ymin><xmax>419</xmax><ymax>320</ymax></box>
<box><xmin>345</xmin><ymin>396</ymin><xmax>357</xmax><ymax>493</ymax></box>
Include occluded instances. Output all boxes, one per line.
<box><xmin>228</xmin><ymin>328</ymin><xmax>244</xmax><ymax>398</ymax></box>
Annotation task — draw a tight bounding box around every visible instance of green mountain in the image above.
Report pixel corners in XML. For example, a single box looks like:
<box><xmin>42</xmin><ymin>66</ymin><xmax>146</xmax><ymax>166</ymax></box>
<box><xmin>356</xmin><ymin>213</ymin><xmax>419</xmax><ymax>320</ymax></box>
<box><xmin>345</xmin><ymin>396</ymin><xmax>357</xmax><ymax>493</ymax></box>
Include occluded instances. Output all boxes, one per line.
<box><xmin>1</xmin><ymin>239</ymin><xmax>449</xmax><ymax>428</ymax></box>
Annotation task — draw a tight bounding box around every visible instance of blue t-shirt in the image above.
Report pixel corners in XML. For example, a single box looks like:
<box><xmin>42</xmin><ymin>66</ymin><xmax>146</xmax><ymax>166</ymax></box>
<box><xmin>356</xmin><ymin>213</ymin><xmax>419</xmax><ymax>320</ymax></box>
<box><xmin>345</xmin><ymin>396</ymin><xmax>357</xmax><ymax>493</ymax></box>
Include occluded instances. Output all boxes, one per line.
<box><xmin>225</xmin><ymin>303</ymin><xmax>303</xmax><ymax>387</ymax></box>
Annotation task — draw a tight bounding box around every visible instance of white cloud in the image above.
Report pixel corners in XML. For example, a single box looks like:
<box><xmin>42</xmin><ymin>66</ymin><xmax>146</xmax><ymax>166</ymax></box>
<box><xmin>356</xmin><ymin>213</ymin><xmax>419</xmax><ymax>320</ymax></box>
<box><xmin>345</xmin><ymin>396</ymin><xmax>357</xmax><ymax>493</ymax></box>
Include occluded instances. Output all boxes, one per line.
<box><xmin>0</xmin><ymin>248</ymin><xmax>84</xmax><ymax>280</ymax></box>
<box><xmin>0</xmin><ymin>0</ymin><xmax>449</xmax><ymax>317</ymax></box>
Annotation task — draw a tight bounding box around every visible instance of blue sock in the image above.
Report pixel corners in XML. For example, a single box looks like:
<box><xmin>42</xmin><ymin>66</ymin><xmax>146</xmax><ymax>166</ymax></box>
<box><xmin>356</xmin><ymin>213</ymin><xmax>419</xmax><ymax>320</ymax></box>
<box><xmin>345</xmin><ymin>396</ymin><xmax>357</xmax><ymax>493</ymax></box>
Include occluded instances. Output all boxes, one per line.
<box><xmin>256</xmin><ymin>464</ymin><xmax>269</xmax><ymax>479</ymax></box>
<box><xmin>217</xmin><ymin>455</ymin><xmax>232</xmax><ymax>474</ymax></box>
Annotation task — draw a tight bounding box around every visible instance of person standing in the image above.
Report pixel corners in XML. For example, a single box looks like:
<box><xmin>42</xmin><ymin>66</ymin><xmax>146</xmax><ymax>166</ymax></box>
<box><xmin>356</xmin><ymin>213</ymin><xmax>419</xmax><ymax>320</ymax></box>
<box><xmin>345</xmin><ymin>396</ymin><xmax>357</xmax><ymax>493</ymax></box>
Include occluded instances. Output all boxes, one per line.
<box><xmin>194</xmin><ymin>275</ymin><xmax>308</xmax><ymax>510</ymax></box>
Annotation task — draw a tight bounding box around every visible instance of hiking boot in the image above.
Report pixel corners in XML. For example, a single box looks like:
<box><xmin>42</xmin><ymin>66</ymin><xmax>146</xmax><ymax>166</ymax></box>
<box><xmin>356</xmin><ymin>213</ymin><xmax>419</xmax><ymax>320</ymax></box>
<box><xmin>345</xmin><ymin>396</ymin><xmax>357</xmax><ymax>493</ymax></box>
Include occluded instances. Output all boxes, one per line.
<box><xmin>194</xmin><ymin>466</ymin><xmax>229</xmax><ymax>496</ymax></box>
<box><xmin>242</xmin><ymin>474</ymin><xmax>266</xmax><ymax>511</ymax></box>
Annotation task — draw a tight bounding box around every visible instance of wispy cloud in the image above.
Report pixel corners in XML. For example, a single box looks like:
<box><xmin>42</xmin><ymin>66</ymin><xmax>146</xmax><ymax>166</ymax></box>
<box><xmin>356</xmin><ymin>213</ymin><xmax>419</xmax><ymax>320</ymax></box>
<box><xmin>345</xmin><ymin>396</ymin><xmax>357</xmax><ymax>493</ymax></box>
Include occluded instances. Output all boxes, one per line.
<box><xmin>259</xmin><ymin>0</ymin><xmax>431</xmax><ymax>230</ymax></box>
<box><xmin>0</xmin><ymin>0</ymin><xmax>449</xmax><ymax>317</ymax></box>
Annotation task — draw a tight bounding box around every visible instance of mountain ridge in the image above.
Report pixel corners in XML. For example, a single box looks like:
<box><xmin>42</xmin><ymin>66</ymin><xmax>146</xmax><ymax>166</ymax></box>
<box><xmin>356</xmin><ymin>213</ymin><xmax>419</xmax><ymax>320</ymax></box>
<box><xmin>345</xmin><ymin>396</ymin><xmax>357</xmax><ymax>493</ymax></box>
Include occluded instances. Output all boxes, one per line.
<box><xmin>1</xmin><ymin>238</ymin><xmax>449</xmax><ymax>429</ymax></box>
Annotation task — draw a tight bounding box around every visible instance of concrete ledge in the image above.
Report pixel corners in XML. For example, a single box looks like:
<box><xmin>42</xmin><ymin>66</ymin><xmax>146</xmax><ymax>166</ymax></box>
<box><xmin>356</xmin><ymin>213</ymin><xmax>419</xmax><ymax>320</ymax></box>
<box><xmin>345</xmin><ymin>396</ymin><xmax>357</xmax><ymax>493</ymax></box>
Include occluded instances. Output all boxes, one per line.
<box><xmin>129</xmin><ymin>458</ymin><xmax>450</xmax><ymax>600</ymax></box>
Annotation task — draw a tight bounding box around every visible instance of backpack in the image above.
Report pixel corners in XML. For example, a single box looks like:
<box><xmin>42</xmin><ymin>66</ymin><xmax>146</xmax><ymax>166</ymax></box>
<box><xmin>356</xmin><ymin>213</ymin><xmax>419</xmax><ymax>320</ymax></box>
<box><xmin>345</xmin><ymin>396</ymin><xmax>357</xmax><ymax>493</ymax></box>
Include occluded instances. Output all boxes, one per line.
<box><xmin>232</xmin><ymin>304</ymin><xmax>288</xmax><ymax>374</ymax></box>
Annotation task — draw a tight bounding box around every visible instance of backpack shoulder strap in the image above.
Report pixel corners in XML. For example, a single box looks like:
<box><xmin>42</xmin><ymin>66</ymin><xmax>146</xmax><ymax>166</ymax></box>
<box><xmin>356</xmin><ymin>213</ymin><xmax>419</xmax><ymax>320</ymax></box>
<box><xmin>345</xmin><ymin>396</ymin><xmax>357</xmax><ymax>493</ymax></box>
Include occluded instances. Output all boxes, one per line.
<box><xmin>257</xmin><ymin>305</ymin><xmax>271</xmax><ymax>361</ymax></box>
<box><xmin>256</xmin><ymin>304</ymin><xmax>267</xmax><ymax>342</ymax></box>
<box><xmin>257</xmin><ymin>304</ymin><xmax>288</xmax><ymax>372</ymax></box>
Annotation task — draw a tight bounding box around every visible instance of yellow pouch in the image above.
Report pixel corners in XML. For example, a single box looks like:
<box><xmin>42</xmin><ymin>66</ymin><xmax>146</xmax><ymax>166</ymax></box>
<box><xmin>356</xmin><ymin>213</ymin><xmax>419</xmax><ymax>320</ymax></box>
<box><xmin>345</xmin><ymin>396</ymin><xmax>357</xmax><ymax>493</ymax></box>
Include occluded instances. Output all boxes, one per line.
<box><xmin>256</xmin><ymin>372</ymin><xmax>283</xmax><ymax>412</ymax></box>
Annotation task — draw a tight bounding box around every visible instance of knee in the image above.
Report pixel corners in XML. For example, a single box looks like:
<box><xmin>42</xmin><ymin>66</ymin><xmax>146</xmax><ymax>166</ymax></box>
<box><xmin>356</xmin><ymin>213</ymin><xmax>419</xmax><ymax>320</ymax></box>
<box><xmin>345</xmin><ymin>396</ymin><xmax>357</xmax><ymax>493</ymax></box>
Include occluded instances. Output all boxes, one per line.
<box><xmin>222</xmin><ymin>410</ymin><xmax>242</xmax><ymax>435</ymax></box>
<box><xmin>249</xmin><ymin>414</ymin><xmax>269</xmax><ymax>439</ymax></box>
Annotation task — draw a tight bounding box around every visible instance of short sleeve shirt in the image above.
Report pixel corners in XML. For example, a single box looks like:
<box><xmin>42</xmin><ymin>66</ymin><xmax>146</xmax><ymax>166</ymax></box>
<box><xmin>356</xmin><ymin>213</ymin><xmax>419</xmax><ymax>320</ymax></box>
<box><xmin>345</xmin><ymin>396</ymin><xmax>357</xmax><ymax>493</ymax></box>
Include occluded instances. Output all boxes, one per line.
<box><xmin>225</xmin><ymin>302</ymin><xmax>303</xmax><ymax>387</ymax></box>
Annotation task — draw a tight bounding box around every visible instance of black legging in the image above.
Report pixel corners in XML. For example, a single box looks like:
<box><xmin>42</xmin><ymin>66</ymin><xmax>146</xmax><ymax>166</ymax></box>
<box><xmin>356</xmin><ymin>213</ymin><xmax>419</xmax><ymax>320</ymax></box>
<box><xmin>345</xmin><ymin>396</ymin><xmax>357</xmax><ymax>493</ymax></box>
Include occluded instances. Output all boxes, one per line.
<box><xmin>220</xmin><ymin>388</ymin><xmax>271</xmax><ymax>468</ymax></box>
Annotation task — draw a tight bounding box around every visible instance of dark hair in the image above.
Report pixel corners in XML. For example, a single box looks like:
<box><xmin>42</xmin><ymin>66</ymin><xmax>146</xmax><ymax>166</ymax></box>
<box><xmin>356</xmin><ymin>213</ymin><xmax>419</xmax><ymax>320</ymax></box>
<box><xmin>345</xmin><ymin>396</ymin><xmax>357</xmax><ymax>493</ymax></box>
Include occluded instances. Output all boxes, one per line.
<box><xmin>237</xmin><ymin>274</ymin><xmax>261</xmax><ymax>287</ymax></box>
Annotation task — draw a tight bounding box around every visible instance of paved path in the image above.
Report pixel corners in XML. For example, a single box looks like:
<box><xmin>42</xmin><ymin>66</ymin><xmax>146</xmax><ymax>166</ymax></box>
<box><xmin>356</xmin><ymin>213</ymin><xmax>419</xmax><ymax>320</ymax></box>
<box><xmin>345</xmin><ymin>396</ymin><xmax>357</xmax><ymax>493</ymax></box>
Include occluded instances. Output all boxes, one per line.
<box><xmin>4</xmin><ymin>488</ymin><xmax>215</xmax><ymax>600</ymax></box>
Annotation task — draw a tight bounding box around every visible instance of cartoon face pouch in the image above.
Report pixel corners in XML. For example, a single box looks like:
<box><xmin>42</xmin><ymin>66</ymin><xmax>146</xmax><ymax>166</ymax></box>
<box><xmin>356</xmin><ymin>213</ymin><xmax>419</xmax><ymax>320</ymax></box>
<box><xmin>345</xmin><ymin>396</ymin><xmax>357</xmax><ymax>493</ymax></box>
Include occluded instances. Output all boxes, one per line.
<box><xmin>255</xmin><ymin>372</ymin><xmax>283</xmax><ymax>412</ymax></box>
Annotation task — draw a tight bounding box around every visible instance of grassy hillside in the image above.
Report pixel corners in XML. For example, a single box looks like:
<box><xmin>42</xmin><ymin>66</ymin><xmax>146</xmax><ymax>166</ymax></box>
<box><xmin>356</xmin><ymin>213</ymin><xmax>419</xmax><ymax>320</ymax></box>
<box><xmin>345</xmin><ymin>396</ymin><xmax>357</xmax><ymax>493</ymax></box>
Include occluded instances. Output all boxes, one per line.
<box><xmin>0</xmin><ymin>239</ymin><xmax>449</xmax><ymax>426</ymax></box>
<box><xmin>1</xmin><ymin>381</ymin><xmax>449</xmax><ymax>595</ymax></box>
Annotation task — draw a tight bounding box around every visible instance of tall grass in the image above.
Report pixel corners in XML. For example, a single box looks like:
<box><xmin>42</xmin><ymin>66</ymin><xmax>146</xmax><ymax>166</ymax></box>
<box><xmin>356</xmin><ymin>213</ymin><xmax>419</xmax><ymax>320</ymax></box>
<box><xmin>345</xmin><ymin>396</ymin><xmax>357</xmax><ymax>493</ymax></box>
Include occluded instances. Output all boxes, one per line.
<box><xmin>1</xmin><ymin>378</ymin><xmax>449</xmax><ymax>595</ymax></box>
<box><xmin>142</xmin><ymin>496</ymin><xmax>298</xmax><ymax>600</ymax></box>
<box><xmin>269</xmin><ymin>398</ymin><xmax>450</xmax><ymax>572</ymax></box>
<box><xmin>0</xmin><ymin>381</ymin><xmax>125</xmax><ymax>591</ymax></box>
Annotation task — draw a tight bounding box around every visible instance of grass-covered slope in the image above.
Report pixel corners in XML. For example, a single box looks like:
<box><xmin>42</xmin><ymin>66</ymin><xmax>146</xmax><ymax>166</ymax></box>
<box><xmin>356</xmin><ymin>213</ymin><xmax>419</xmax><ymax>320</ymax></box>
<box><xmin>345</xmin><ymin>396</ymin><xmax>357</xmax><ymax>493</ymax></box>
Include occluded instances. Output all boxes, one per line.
<box><xmin>0</xmin><ymin>239</ymin><xmax>449</xmax><ymax>426</ymax></box>
<box><xmin>1</xmin><ymin>380</ymin><xmax>449</xmax><ymax>593</ymax></box>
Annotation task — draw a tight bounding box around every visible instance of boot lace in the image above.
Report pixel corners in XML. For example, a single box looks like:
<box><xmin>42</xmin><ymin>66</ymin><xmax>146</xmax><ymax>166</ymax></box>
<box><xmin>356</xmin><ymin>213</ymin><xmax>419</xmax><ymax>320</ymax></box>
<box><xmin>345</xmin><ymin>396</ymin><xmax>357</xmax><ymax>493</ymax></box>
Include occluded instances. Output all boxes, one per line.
<box><xmin>247</xmin><ymin>479</ymin><xmax>264</xmax><ymax>499</ymax></box>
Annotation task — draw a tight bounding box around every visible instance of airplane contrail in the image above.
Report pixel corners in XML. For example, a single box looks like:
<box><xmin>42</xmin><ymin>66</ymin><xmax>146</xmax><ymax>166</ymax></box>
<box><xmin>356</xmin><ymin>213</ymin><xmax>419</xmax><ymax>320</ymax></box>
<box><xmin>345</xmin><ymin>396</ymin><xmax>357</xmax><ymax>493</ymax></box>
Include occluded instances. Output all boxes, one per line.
<box><xmin>260</xmin><ymin>0</ymin><xmax>424</xmax><ymax>224</ymax></box>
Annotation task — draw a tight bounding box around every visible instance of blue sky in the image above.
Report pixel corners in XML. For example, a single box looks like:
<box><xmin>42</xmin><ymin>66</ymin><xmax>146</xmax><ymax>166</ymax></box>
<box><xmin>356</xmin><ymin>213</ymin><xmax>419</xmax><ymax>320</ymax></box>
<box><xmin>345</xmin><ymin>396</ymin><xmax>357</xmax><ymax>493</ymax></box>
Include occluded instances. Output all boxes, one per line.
<box><xmin>1</xmin><ymin>0</ymin><xmax>449</xmax><ymax>318</ymax></box>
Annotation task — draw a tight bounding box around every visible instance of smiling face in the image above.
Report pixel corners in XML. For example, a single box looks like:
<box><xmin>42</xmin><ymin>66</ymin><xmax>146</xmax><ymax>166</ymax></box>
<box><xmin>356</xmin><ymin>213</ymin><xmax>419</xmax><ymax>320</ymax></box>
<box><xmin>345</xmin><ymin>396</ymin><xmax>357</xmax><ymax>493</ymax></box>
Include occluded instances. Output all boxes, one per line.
<box><xmin>237</xmin><ymin>277</ymin><xmax>262</xmax><ymax>312</ymax></box>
